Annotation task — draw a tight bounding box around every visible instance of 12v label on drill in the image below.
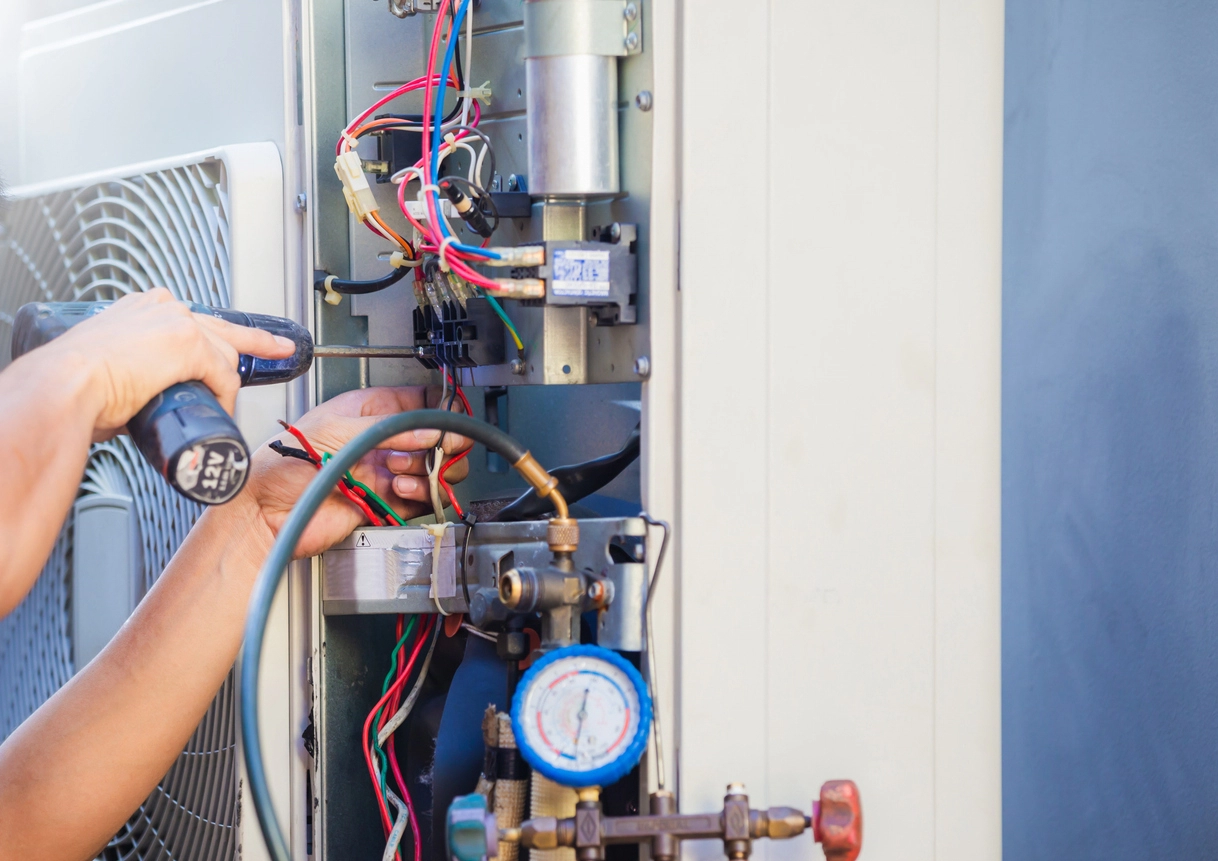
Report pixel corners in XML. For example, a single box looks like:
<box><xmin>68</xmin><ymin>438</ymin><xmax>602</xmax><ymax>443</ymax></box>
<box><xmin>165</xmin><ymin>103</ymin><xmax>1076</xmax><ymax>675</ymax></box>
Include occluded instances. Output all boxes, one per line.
<box><xmin>551</xmin><ymin>249</ymin><xmax>611</xmax><ymax>298</ymax></box>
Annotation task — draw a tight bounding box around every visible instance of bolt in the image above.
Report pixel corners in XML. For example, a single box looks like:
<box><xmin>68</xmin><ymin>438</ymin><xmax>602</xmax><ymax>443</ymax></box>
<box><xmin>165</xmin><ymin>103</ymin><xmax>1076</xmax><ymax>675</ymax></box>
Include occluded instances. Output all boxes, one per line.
<box><xmin>634</xmin><ymin>356</ymin><xmax>651</xmax><ymax>378</ymax></box>
<box><xmin>635</xmin><ymin>90</ymin><xmax>653</xmax><ymax>111</ymax></box>
<box><xmin>510</xmin><ymin>358</ymin><xmax>526</xmax><ymax>375</ymax></box>
<box><xmin>625</xmin><ymin>31</ymin><xmax>640</xmax><ymax>51</ymax></box>
<box><xmin>607</xmin><ymin>222</ymin><xmax>622</xmax><ymax>242</ymax></box>
<box><xmin>507</xmin><ymin>173</ymin><xmax>527</xmax><ymax>192</ymax></box>
<box><xmin>295</xmin><ymin>192</ymin><xmax>308</xmax><ymax>213</ymax></box>
<box><xmin>623</xmin><ymin>2</ymin><xmax>638</xmax><ymax>21</ymax></box>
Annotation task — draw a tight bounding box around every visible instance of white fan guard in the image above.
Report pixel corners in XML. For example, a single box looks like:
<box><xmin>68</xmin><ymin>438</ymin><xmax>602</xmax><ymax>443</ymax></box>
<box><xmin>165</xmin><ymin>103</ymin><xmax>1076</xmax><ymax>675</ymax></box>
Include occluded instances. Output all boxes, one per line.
<box><xmin>0</xmin><ymin>160</ymin><xmax>243</xmax><ymax>860</ymax></box>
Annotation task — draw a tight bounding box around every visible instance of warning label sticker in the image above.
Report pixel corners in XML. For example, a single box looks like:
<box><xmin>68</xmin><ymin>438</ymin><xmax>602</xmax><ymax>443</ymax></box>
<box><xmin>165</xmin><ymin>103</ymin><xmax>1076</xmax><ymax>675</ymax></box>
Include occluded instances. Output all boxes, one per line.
<box><xmin>551</xmin><ymin>249</ymin><xmax>611</xmax><ymax>298</ymax></box>
<box><xmin>355</xmin><ymin>532</ymin><xmax>371</xmax><ymax>547</ymax></box>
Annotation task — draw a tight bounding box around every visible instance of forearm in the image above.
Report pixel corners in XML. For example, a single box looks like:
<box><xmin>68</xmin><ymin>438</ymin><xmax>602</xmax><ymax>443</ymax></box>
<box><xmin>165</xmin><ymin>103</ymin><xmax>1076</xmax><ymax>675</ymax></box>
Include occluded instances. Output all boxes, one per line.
<box><xmin>0</xmin><ymin>492</ymin><xmax>274</xmax><ymax>861</ymax></box>
<box><xmin>0</xmin><ymin>351</ymin><xmax>103</xmax><ymax>615</ymax></box>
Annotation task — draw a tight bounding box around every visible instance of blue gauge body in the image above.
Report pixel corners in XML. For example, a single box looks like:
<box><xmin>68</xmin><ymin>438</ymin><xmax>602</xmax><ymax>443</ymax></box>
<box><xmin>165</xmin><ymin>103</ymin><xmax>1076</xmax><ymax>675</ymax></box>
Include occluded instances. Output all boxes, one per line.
<box><xmin>511</xmin><ymin>644</ymin><xmax>652</xmax><ymax>788</ymax></box>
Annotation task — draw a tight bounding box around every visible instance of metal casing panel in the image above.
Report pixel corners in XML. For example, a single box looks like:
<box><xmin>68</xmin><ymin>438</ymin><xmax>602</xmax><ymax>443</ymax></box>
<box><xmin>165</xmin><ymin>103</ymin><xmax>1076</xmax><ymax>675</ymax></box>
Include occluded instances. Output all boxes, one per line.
<box><xmin>669</xmin><ymin>1</ymin><xmax>1004</xmax><ymax>860</ymax></box>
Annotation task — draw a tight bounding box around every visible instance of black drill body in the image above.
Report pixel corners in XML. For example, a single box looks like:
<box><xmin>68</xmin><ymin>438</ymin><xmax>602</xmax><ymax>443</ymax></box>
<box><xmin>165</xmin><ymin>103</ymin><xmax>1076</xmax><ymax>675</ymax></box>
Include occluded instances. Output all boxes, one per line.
<box><xmin>10</xmin><ymin>301</ymin><xmax>314</xmax><ymax>505</ymax></box>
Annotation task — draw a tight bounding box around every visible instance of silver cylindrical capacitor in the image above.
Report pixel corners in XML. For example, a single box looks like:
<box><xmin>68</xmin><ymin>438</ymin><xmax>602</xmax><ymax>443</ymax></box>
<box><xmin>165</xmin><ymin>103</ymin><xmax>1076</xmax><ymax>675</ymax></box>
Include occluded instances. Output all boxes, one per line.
<box><xmin>524</xmin><ymin>0</ymin><xmax>627</xmax><ymax>197</ymax></box>
<box><xmin>526</xmin><ymin>54</ymin><xmax>619</xmax><ymax>197</ymax></box>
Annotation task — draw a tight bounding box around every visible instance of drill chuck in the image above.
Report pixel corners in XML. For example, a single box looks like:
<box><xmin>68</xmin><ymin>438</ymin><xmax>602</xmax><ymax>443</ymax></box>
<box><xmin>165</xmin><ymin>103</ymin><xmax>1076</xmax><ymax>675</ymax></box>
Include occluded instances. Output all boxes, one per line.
<box><xmin>10</xmin><ymin>301</ymin><xmax>314</xmax><ymax>506</ymax></box>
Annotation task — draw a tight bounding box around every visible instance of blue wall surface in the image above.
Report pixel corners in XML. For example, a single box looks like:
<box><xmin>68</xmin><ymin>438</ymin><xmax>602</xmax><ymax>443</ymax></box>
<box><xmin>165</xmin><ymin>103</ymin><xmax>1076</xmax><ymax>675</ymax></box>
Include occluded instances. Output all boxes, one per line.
<box><xmin>1004</xmin><ymin>2</ymin><xmax>1218</xmax><ymax>857</ymax></box>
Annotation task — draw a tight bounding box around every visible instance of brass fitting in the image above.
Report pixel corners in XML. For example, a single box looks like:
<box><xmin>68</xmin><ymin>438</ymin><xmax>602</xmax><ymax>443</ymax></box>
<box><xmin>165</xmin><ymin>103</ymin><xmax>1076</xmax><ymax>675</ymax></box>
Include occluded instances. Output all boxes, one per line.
<box><xmin>749</xmin><ymin>807</ymin><xmax>807</xmax><ymax>840</ymax></box>
<box><xmin>517</xmin><ymin>816</ymin><xmax>576</xmax><ymax>850</ymax></box>
<box><xmin>577</xmin><ymin>787</ymin><xmax>601</xmax><ymax>803</ymax></box>
<box><xmin>546</xmin><ymin>517</ymin><xmax>580</xmax><ymax>553</ymax></box>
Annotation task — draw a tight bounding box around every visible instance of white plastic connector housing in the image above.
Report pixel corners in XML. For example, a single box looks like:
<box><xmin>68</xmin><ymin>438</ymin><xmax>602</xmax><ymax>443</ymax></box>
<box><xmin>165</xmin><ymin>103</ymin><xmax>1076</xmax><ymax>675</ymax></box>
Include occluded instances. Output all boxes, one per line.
<box><xmin>334</xmin><ymin>151</ymin><xmax>379</xmax><ymax>220</ymax></box>
<box><xmin>493</xmin><ymin>278</ymin><xmax>546</xmax><ymax>299</ymax></box>
<box><xmin>483</xmin><ymin>246</ymin><xmax>545</xmax><ymax>267</ymax></box>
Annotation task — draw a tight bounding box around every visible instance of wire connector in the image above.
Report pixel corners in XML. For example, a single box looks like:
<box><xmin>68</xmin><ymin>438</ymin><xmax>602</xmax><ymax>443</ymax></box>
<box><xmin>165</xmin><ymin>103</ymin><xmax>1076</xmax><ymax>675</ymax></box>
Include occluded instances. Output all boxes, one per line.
<box><xmin>482</xmin><ymin>246</ymin><xmax>545</xmax><ymax>267</ymax></box>
<box><xmin>491</xmin><ymin>278</ymin><xmax>546</xmax><ymax>300</ymax></box>
<box><xmin>335</xmin><ymin>150</ymin><xmax>380</xmax><ymax>221</ymax></box>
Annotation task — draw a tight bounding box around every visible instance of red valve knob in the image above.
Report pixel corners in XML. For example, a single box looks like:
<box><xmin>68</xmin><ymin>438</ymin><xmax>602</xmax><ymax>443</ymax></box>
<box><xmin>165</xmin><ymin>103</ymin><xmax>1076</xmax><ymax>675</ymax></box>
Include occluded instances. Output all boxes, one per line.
<box><xmin>812</xmin><ymin>780</ymin><xmax>862</xmax><ymax>861</ymax></box>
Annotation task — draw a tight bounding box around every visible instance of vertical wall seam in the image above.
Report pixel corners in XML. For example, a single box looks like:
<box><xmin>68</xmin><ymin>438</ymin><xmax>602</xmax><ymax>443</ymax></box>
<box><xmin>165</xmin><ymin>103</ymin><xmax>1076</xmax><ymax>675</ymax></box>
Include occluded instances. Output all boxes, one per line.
<box><xmin>762</xmin><ymin>0</ymin><xmax>773</xmax><ymax>817</ymax></box>
<box><xmin>931</xmin><ymin>0</ymin><xmax>942</xmax><ymax>857</ymax></box>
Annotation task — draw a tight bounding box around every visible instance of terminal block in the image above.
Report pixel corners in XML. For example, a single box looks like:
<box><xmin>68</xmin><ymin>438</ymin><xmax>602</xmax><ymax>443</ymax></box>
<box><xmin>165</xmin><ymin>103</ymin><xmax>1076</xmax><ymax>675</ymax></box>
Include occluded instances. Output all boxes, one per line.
<box><xmin>412</xmin><ymin>296</ymin><xmax>506</xmax><ymax>369</ymax></box>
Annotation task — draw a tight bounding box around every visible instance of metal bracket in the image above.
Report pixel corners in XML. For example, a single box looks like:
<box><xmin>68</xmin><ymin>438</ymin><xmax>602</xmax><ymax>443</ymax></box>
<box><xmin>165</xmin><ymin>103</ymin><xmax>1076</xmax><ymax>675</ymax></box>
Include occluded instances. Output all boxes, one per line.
<box><xmin>321</xmin><ymin>517</ymin><xmax>647</xmax><ymax>651</ymax></box>
<box><xmin>524</xmin><ymin>0</ymin><xmax>643</xmax><ymax>58</ymax></box>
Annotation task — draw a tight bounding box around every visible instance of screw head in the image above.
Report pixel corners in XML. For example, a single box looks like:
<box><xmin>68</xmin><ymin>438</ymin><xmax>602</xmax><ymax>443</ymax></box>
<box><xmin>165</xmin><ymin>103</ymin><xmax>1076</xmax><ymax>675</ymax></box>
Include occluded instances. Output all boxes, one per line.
<box><xmin>507</xmin><ymin>173</ymin><xmax>527</xmax><ymax>192</ymax></box>
<box><xmin>624</xmin><ymin>31</ymin><xmax>640</xmax><ymax>51</ymax></box>
<box><xmin>623</xmin><ymin>2</ymin><xmax>638</xmax><ymax>21</ymax></box>
<box><xmin>295</xmin><ymin>192</ymin><xmax>308</xmax><ymax>213</ymax></box>
<box><xmin>635</xmin><ymin>90</ymin><xmax>653</xmax><ymax>111</ymax></box>
<box><xmin>510</xmin><ymin>358</ymin><xmax>526</xmax><ymax>375</ymax></box>
<box><xmin>634</xmin><ymin>356</ymin><xmax>651</xmax><ymax>378</ymax></box>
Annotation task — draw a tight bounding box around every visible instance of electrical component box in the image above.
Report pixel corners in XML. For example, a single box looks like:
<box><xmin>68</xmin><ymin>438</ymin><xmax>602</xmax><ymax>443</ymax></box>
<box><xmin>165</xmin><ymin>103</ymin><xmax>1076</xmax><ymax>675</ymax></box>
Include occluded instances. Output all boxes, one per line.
<box><xmin>539</xmin><ymin>223</ymin><xmax>638</xmax><ymax>325</ymax></box>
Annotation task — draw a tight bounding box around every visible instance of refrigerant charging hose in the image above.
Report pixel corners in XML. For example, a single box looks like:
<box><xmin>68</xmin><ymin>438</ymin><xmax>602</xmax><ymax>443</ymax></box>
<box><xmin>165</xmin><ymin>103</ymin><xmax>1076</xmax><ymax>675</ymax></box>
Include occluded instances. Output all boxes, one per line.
<box><xmin>240</xmin><ymin>409</ymin><xmax>567</xmax><ymax>861</ymax></box>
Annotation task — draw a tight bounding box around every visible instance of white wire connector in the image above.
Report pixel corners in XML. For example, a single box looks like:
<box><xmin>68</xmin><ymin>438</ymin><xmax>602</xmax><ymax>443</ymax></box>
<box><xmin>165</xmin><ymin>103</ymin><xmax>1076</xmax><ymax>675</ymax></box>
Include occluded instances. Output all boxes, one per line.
<box><xmin>334</xmin><ymin>151</ymin><xmax>380</xmax><ymax>221</ymax></box>
<box><xmin>490</xmin><ymin>278</ymin><xmax>546</xmax><ymax>299</ymax></box>
<box><xmin>481</xmin><ymin>246</ymin><xmax>545</xmax><ymax>267</ymax></box>
<box><xmin>323</xmin><ymin>275</ymin><xmax>343</xmax><ymax>306</ymax></box>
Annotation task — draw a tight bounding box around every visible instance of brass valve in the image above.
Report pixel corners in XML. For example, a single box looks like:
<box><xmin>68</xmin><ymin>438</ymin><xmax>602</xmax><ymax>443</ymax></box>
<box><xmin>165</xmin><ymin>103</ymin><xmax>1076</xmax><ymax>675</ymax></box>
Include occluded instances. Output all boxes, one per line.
<box><xmin>483</xmin><ymin>781</ymin><xmax>863</xmax><ymax>861</ymax></box>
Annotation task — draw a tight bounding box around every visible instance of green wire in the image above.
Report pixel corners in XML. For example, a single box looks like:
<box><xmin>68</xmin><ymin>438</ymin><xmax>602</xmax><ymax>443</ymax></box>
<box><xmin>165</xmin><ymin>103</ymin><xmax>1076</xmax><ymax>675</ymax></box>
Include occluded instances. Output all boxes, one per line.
<box><xmin>484</xmin><ymin>292</ymin><xmax>524</xmax><ymax>351</ymax></box>
<box><xmin>320</xmin><ymin>452</ymin><xmax>404</xmax><ymax>526</ymax></box>
<box><xmin>371</xmin><ymin>616</ymin><xmax>419</xmax><ymax>813</ymax></box>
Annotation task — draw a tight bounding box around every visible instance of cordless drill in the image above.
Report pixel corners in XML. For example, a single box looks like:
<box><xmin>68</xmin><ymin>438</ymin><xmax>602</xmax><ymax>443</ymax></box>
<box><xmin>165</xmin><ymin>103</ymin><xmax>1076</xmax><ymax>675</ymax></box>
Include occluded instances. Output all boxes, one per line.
<box><xmin>10</xmin><ymin>301</ymin><xmax>314</xmax><ymax>505</ymax></box>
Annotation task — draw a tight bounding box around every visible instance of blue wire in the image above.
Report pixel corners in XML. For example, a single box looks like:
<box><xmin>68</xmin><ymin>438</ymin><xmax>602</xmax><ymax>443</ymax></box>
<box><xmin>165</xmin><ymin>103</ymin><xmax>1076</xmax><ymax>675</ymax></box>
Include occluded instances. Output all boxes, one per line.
<box><xmin>427</xmin><ymin>0</ymin><xmax>501</xmax><ymax>260</ymax></box>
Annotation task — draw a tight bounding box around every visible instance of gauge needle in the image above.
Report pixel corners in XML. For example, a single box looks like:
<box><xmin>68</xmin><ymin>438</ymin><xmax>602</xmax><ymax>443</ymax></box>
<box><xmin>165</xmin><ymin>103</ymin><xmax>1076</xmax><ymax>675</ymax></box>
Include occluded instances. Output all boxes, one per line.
<box><xmin>574</xmin><ymin>688</ymin><xmax>591</xmax><ymax>752</ymax></box>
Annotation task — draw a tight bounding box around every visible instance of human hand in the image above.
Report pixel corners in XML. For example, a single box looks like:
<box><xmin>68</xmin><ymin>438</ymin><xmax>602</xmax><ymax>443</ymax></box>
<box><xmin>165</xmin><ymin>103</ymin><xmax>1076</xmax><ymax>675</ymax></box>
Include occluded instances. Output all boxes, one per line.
<box><xmin>240</xmin><ymin>386</ymin><xmax>474</xmax><ymax>559</ymax></box>
<box><xmin>32</xmin><ymin>288</ymin><xmax>296</xmax><ymax>441</ymax></box>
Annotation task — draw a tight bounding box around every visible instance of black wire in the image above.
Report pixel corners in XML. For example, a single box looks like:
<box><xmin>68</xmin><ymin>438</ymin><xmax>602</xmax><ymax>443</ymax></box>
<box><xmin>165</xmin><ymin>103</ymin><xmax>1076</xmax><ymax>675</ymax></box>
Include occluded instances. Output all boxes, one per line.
<box><xmin>440</xmin><ymin>175</ymin><xmax>500</xmax><ymax>236</ymax></box>
<box><xmin>270</xmin><ymin>441</ymin><xmax>318</xmax><ymax>464</ymax></box>
<box><xmin>438</xmin><ymin>125</ymin><xmax>496</xmax><ymax>186</ymax></box>
<box><xmin>370</xmin><ymin>9</ymin><xmax>467</xmax><ymax>127</ymax></box>
<box><xmin>313</xmin><ymin>266</ymin><xmax>410</xmax><ymax>296</ymax></box>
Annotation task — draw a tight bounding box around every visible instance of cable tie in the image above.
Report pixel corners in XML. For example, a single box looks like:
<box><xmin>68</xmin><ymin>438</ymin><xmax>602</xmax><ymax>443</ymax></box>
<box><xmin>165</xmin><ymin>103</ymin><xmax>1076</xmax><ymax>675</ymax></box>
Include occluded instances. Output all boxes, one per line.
<box><xmin>424</xmin><ymin>522</ymin><xmax>450</xmax><ymax>616</ymax></box>
<box><xmin>438</xmin><ymin>235</ymin><xmax>458</xmax><ymax>272</ymax></box>
<box><xmin>340</xmin><ymin>129</ymin><xmax>360</xmax><ymax>152</ymax></box>
<box><xmin>323</xmin><ymin>274</ymin><xmax>342</xmax><ymax>306</ymax></box>
<box><xmin>389</xmin><ymin>251</ymin><xmax>422</xmax><ymax>269</ymax></box>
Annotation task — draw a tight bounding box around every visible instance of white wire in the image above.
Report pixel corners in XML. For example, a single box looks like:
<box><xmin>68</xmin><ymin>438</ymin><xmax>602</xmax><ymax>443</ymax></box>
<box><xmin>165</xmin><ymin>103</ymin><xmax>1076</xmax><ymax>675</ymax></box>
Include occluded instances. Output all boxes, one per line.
<box><xmin>383</xmin><ymin>789</ymin><xmax>411</xmax><ymax>861</ymax></box>
<box><xmin>377</xmin><ymin>624</ymin><xmax>440</xmax><ymax>745</ymax></box>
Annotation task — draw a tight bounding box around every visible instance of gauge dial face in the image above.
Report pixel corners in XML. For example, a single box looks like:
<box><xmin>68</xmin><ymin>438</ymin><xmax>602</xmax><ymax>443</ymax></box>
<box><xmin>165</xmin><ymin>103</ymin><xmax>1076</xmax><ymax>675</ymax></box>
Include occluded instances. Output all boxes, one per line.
<box><xmin>516</xmin><ymin>649</ymin><xmax>644</xmax><ymax>779</ymax></box>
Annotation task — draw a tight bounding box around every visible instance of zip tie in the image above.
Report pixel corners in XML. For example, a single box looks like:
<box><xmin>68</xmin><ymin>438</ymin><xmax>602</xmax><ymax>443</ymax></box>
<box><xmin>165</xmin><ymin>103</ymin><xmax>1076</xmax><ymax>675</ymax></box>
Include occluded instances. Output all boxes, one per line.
<box><xmin>323</xmin><ymin>275</ymin><xmax>342</xmax><ymax>306</ymax></box>
<box><xmin>427</xmin><ymin>446</ymin><xmax>447</xmax><ymax>522</ymax></box>
<box><xmin>424</xmin><ymin>522</ymin><xmax>450</xmax><ymax>616</ymax></box>
<box><xmin>438</xmin><ymin>235</ymin><xmax>458</xmax><ymax>273</ymax></box>
<box><xmin>389</xmin><ymin>251</ymin><xmax>422</xmax><ymax>269</ymax></box>
<box><xmin>341</xmin><ymin>129</ymin><xmax>360</xmax><ymax>152</ymax></box>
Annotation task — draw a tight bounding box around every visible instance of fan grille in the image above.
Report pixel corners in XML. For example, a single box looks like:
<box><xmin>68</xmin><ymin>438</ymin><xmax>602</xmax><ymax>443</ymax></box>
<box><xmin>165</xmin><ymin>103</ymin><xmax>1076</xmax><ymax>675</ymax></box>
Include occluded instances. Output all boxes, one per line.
<box><xmin>0</xmin><ymin>160</ymin><xmax>240</xmax><ymax>861</ymax></box>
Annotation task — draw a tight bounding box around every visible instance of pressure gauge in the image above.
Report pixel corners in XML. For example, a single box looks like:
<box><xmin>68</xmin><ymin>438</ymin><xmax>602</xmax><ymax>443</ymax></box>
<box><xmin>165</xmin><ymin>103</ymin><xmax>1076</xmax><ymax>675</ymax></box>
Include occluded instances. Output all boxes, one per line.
<box><xmin>511</xmin><ymin>644</ymin><xmax>652</xmax><ymax>788</ymax></box>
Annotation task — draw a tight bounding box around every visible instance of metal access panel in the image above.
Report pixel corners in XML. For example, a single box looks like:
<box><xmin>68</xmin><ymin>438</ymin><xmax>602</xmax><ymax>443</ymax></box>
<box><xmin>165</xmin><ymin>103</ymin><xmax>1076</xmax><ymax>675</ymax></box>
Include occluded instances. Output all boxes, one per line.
<box><xmin>310</xmin><ymin>0</ymin><xmax>655</xmax><ymax>392</ymax></box>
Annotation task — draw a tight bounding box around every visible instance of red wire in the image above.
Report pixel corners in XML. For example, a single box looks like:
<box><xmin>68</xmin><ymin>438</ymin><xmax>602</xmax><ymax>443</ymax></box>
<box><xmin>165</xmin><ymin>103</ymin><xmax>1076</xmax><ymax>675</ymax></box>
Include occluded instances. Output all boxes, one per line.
<box><xmin>362</xmin><ymin>616</ymin><xmax>436</xmax><ymax>846</ymax></box>
<box><xmin>279</xmin><ymin>422</ymin><xmax>383</xmax><ymax>526</ymax></box>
